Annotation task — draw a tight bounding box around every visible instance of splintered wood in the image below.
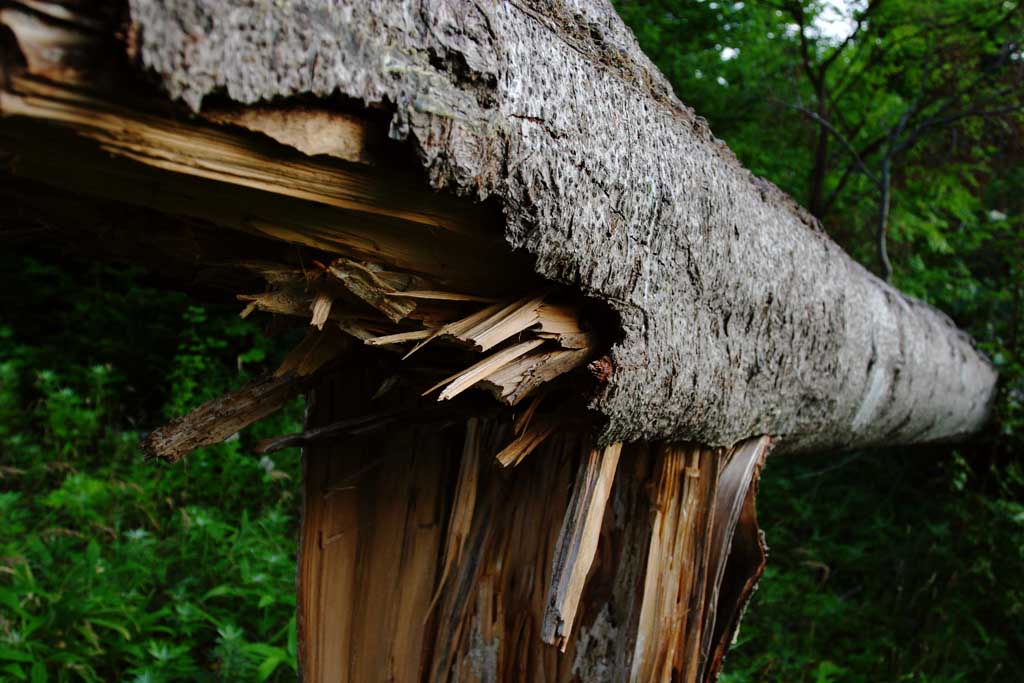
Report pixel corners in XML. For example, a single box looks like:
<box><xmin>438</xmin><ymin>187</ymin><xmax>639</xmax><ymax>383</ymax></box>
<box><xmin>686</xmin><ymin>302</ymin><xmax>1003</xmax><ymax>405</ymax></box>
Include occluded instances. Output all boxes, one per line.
<box><xmin>140</xmin><ymin>373</ymin><xmax>307</xmax><ymax>464</ymax></box>
<box><xmin>238</xmin><ymin>258</ymin><xmax>596</xmax><ymax>413</ymax></box>
<box><xmin>630</xmin><ymin>437</ymin><xmax>773</xmax><ymax>683</ymax></box>
<box><xmin>542</xmin><ymin>442</ymin><xmax>623</xmax><ymax>650</ymax></box>
<box><xmin>140</xmin><ymin>330</ymin><xmax>352</xmax><ymax>463</ymax></box>
<box><xmin>631</xmin><ymin>445</ymin><xmax>721</xmax><ymax>683</ymax></box>
<box><xmin>295</xmin><ymin>382</ymin><xmax>773</xmax><ymax>683</ymax></box>
<box><xmin>0</xmin><ymin>3</ymin><xmax>597</xmax><ymax>466</ymax></box>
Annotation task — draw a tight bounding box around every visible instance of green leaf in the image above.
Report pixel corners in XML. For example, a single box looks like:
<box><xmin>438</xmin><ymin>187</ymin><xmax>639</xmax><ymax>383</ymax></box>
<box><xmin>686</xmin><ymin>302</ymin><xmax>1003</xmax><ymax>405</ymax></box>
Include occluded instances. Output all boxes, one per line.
<box><xmin>0</xmin><ymin>648</ymin><xmax>33</xmax><ymax>664</ymax></box>
<box><xmin>256</xmin><ymin>654</ymin><xmax>282</xmax><ymax>681</ymax></box>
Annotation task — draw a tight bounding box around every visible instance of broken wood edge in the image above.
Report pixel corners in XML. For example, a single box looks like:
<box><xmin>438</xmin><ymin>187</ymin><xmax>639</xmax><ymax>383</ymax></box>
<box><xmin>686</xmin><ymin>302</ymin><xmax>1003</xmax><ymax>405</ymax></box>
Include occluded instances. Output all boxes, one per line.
<box><xmin>629</xmin><ymin>444</ymin><xmax>721</xmax><ymax>683</ymax></box>
<box><xmin>700</xmin><ymin>435</ymin><xmax>773</xmax><ymax>683</ymax></box>
<box><xmin>142</xmin><ymin>329</ymin><xmax>352</xmax><ymax>463</ymax></box>
<box><xmin>541</xmin><ymin>441</ymin><xmax>623</xmax><ymax>651</ymax></box>
<box><xmin>140</xmin><ymin>371</ymin><xmax>309</xmax><ymax>463</ymax></box>
<box><xmin>493</xmin><ymin>418</ymin><xmax>559</xmax><ymax>467</ymax></box>
<box><xmin>424</xmin><ymin>417</ymin><xmax>482</xmax><ymax>622</ymax></box>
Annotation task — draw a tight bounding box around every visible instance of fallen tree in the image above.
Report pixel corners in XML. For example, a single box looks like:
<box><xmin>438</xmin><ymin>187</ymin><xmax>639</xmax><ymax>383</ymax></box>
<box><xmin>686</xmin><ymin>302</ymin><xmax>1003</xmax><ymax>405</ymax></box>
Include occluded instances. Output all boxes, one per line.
<box><xmin>0</xmin><ymin>1</ymin><xmax>997</xmax><ymax>682</ymax></box>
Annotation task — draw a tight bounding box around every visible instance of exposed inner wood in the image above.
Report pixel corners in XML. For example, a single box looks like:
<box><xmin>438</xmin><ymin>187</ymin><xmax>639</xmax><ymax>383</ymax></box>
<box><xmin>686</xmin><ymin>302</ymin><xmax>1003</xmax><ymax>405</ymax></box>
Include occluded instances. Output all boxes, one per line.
<box><xmin>623</xmin><ymin>438</ymin><xmax>774</xmax><ymax>683</ymax></box>
<box><xmin>140</xmin><ymin>328</ymin><xmax>354</xmax><ymax>463</ymax></box>
<box><xmin>630</xmin><ymin>444</ymin><xmax>721</xmax><ymax>683</ymax></box>
<box><xmin>0</xmin><ymin>4</ymin><xmax>522</xmax><ymax>292</ymax></box>
<box><xmin>296</xmin><ymin>369</ymin><xmax>773</xmax><ymax>683</ymax></box>
<box><xmin>542</xmin><ymin>441</ymin><xmax>623</xmax><ymax>651</ymax></box>
<box><xmin>700</xmin><ymin>436</ymin><xmax>773</xmax><ymax>681</ymax></box>
<box><xmin>140</xmin><ymin>372</ymin><xmax>309</xmax><ymax>464</ymax></box>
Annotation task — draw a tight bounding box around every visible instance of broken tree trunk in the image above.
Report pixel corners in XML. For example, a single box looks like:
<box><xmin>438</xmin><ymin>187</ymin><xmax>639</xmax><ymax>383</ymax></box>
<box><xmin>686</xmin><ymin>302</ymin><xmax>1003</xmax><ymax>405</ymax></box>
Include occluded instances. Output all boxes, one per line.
<box><xmin>0</xmin><ymin>0</ymin><xmax>995</xmax><ymax>453</ymax></box>
<box><xmin>122</xmin><ymin>0</ymin><xmax>997</xmax><ymax>454</ymax></box>
<box><xmin>0</xmin><ymin>2</ymin><xmax>999</xmax><ymax>682</ymax></box>
<box><xmin>296</xmin><ymin>354</ymin><xmax>773</xmax><ymax>682</ymax></box>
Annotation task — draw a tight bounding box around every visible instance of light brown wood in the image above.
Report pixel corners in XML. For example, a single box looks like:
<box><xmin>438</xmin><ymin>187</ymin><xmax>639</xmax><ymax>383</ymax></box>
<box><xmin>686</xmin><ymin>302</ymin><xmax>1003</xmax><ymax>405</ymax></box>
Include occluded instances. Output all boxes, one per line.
<box><xmin>426</xmin><ymin>339</ymin><xmax>546</xmax><ymax>400</ymax></box>
<box><xmin>299</xmin><ymin>365</ymin><xmax>450</xmax><ymax>683</ymax></box>
<box><xmin>493</xmin><ymin>418</ymin><xmax>559</xmax><ymax>467</ymax></box>
<box><xmin>542</xmin><ymin>442</ymin><xmax>623</xmax><ymax>651</ymax></box>
<box><xmin>626</xmin><ymin>438</ymin><xmax>774</xmax><ymax>683</ymax></box>
<box><xmin>0</xmin><ymin>4</ymin><xmax>524</xmax><ymax>291</ymax></box>
<box><xmin>479</xmin><ymin>346</ymin><xmax>593</xmax><ymax>405</ymax></box>
<box><xmin>204</xmin><ymin>104</ymin><xmax>384</xmax><ymax>165</ymax></box>
<box><xmin>630</xmin><ymin>445</ymin><xmax>721</xmax><ymax>683</ymax></box>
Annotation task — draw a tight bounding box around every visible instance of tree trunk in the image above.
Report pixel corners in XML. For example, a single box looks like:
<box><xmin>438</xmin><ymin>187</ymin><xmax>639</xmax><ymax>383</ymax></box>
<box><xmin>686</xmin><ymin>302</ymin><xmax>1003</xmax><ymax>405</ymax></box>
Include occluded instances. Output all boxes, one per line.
<box><xmin>296</xmin><ymin>354</ymin><xmax>771</xmax><ymax>683</ymax></box>
<box><xmin>0</xmin><ymin>4</ymin><xmax>999</xmax><ymax>681</ymax></box>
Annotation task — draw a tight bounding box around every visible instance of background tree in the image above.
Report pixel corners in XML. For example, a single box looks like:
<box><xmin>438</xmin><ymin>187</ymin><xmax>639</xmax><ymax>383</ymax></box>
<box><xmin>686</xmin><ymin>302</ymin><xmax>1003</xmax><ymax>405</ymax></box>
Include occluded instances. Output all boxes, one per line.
<box><xmin>618</xmin><ymin>0</ymin><xmax>1023</xmax><ymax>280</ymax></box>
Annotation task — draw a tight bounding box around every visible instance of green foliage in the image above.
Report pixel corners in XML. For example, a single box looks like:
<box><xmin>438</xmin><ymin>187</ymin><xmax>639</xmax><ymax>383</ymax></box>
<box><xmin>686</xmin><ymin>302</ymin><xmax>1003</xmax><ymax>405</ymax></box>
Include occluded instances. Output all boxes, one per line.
<box><xmin>0</xmin><ymin>255</ymin><xmax>302</xmax><ymax>682</ymax></box>
<box><xmin>719</xmin><ymin>447</ymin><xmax>1024</xmax><ymax>683</ymax></box>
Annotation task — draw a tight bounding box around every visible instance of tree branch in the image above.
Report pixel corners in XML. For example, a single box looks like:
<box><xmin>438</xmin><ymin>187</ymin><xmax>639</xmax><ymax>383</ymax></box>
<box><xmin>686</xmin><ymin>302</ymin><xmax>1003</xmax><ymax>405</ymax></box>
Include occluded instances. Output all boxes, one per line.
<box><xmin>785</xmin><ymin>103</ymin><xmax>881</xmax><ymax>187</ymax></box>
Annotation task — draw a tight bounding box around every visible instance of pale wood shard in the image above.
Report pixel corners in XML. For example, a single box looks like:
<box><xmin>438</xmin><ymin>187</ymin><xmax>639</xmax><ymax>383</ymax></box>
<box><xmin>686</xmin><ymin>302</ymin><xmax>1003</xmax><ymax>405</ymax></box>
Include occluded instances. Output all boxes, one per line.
<box><xmin>203</xmin><ymin>104</ymin><xmax>382</xmax><ymax>165</ymax></box>
<box><xmin>309</xmin><ymin>290</ymin><xmax>333</xmax><ymax>330</ymax></box>
<box><xmin>388</xmin><ymin>290</ymin><xmax>499</xmax><ymax>303</ymax></box>
<box><xmin>536</xmin><ymin>302</ymin><xmax>588</xmax><ymax>338</ymax></box>
<box><xmin>493</xmin><ymin>418</ymin><xmax>559</xmax><ymax>467</ymax></box>
<box><xmin>140</xmin><ymin>372</ymin><xmax>307</xmax><ymax>463</ymax></box>
<box><xmin>478</xmin><ymin>346</ymin><xmax>593</xmax><ymax>405</ymax></box>
<box><xmin>630</xmin><ymin>444</ymin><xmax>720</xmax><ymax>683</ymax></box>
<box><xmin>424</xmin><ymin>339</ymin><xmax>545</xmax><ymax>401</ymax></box>
<box><xmin>363</xmin><ymin>329</ymin><xmax>435</xmax><ymax>346</ymax></box>
<box><xmin>456</xmin><ymin>294</ymin><xmax>545</xmax><ymax>352</ymax></box>
<box><xmin>542</xmin><ymin>441</ymin><xmax>622</xmax><ymax>651</ymax></box>
<box><xmin>401</xmin><ymin>301</ymin><xmax>507</xmax><ymax>359</ymax></box>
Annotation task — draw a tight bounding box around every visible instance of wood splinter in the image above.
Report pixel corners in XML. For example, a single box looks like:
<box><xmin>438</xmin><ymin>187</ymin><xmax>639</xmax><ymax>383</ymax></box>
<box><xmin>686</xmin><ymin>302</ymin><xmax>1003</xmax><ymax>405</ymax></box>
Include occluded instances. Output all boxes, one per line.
<box><xmin>140</xmin><ymin>371</ymin><xmax>307</xmax><ymax>463</ymax></box>
<box><xmin>542</xmin><ymin>441</ymin><xmax>623</xmax><ymax>650</ymax></box>
<box><xmin>141</xmin><ymin>329</ymin><xmax>350</xmax><ymax>463</ymax></box>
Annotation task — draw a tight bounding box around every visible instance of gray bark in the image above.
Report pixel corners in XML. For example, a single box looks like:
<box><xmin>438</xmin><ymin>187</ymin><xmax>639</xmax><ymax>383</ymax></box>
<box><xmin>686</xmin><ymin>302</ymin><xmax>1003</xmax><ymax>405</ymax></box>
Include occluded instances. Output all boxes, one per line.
<box><xmin>127</xmin><ymin>0</ymin><xmax>997</xmax><ymax>453</ymax></box>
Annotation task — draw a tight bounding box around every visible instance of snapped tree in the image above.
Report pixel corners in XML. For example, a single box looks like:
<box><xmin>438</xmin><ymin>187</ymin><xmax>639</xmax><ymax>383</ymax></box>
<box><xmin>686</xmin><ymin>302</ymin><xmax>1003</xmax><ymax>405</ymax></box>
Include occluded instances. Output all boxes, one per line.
<box><xmin>0</xmin><ymin>1</ymin><xmax>998</xmax><ymax>681</ymax></box>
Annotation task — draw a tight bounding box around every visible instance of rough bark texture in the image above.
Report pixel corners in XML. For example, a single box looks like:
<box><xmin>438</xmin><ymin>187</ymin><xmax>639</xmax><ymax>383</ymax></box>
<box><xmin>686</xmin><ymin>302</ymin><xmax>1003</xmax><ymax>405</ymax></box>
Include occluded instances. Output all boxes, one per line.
<box><xmin>126</xmin><ymin>0</ymin><xmax>997</xmax><ymax>453</ymax></box>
